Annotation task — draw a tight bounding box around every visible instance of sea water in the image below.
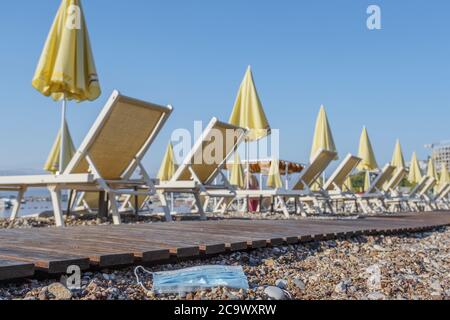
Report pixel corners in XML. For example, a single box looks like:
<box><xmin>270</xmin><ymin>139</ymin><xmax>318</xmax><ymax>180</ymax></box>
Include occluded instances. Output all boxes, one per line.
<box><xmin>0</xmin><ymin>200</ymin><xmax>69</xmax><ymax>218</ymax></box>
<box><xmin>0</xmin><ymin>188</ymin><xmax>68</xmax><ymax>218</ymax></box>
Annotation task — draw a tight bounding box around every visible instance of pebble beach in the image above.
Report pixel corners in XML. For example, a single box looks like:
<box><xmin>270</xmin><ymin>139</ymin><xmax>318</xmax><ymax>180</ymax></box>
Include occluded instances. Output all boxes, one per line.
<box><xmin>1</xmin><ymin>215</ymin><xmax>449</xmax><ymax>301</ymax></box>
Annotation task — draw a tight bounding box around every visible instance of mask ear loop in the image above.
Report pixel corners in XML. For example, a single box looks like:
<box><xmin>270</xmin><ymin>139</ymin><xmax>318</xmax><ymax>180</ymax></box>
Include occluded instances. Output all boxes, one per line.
<box><xmin>134</xmin><ymin>266</ymin><xmax>153</xmax><ymax>294</ymax></box>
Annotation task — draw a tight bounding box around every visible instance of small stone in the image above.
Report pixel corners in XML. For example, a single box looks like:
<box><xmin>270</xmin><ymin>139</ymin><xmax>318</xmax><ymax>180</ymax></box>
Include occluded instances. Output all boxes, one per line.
<box><xmin>430</xmin><ymin>281</ymin><xmax>442</xmax><ymax>292</ymax></box>
<box><xmin>264</xmin><ymin>286</ymin><xmax>286</xmax><ymax>300</ymax></box>
<box><xmin>292</xmin><ymin>278</ymin><xmax>306</xmax><ymax>291</ymax></box>
<box><xmin>48</xmin><ymin>283</ymin><xmax>72</xmax><ymax>300</ymax></box>
<box><xmin>335</xmin><ymin>282</ymin><xmax>347</xmax><ymax>294</ymax></box>
<box><xmin>249</xmin><ymin>257</ymin><xmax>259</xmax><ymax>266</ymax></box>
<box><xmin>264</xmin><ymin>259</ymin><xmax>276</xmax><ymax>267</ymax></box>
<box><xmin>275</xmin><ymin>279</ymin><xmax>288</xmax><ymax>290</ymax></box>
<box><xmin>102</xmin><ymin>274</ymin><xmax>110</xmax><ymax>281</ymax></box>
<box><xmin>367</xmin><ymin>292</ymin><xmax>386</xmax><ymax>300</ymax></box>
<box><xmin>373</xmin><ymin>245</ymin><xmax>385</xmax><ymax>252</ymax></box>
<box><xmin>38</xmin><ymin>288</ymin><xmax>48</xmax><ymax>301</ymax></box>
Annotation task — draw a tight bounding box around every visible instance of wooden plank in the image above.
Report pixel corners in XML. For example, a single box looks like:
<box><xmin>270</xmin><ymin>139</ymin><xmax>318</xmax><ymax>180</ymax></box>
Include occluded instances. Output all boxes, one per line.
<box><xmin>0</xmin><ymin>211</ymin><xmax>449</xmax><ymax>281</ymax></box>
<box><xmin>4</xmin><ymin>229</ymin><xmax>171</xmax><ymax>262</ymax></box>
<box><xmin>129</xmin><ymin>223</ymin><xmax>261</xmax><ymax>250</ymax></box>
<box><xmin>0</xmin><ymin>231</ymin><xmax>135</xmax><ymax>267</ymax></box>
<box><xmin>0</xmin><ymin>259</ymin><xmax>35</xmax><ymax>281</ymax></box>
<box><xmin>0</xmin><ymin>247</ymin><xmax>89</xmax><ymax>274</ymax></box>
<box><xmin>34</xmin><ymin>227</ymin><xmax>201</xmax><ymax>258</ymax></box>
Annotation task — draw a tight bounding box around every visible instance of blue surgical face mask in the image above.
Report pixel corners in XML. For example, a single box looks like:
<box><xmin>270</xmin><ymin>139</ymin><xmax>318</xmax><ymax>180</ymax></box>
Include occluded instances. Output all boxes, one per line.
<box><xmin>152</xmin><ymin>265</ymin><xmax>249</xmax><ymax>294</ymax></box>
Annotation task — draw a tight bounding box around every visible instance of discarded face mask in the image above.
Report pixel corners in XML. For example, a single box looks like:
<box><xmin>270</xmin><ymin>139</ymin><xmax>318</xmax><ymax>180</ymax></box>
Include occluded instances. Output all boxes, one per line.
<box><xmin>152</xmin><ymin>265</ymin><xmax>249</xmax><ymax>294</ymax></box>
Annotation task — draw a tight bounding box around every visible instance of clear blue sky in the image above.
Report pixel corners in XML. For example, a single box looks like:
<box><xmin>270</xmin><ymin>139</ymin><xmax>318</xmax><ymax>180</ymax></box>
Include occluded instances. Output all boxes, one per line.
<box><xmin>0</xmin><ymin>0</ymin><xmax>449</xmax><ymax>175</ymax></box>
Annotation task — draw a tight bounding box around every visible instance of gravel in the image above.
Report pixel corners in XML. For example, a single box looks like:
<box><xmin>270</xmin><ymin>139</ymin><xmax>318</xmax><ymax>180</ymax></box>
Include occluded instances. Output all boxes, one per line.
<box><xmin>1</xmin><ymin>226</ymin><xmax>449</xmax><ymax>300</ymax></box>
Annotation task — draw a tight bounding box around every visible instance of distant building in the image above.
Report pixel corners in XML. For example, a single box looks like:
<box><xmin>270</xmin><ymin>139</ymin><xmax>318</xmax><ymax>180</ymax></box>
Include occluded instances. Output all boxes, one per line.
<box><xmin>429</xmin><ymin>141</ymin><xmax>450</xmax><ymax>172</ymax></box>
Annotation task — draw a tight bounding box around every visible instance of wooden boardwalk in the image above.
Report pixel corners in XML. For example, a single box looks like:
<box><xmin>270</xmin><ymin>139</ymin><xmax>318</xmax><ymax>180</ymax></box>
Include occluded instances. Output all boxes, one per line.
<box><xmin>1</xmin><ymin>212</ymin><xmax>449</xmax><ymax>281</ymax></box>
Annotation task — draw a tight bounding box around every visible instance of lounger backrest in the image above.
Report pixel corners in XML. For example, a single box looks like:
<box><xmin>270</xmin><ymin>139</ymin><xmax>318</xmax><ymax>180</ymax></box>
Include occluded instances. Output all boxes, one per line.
<box><xmin>292</xmin><ymin>149</ymin><xmax>338</xmax><ymax>191</ymax></box>
<box><xmin>171</xmin><ymin>118</ymin><xmax>246</xmax><ymax>185</ymax></box>
<box><xmin>436</xmin><ymin>184</ymin><xmax>450</xmax><ymax>200</ymax></box>
<box><xmin>323</xmin><ymin>154</ymin><xmax>361</xmax><ymax>191</ymax></box>
<box><xmin>409</xmin><ymin>176</ymin><xmax>430</xmax><ymax>197</ymax></box>
<box><xmin>383</xmin><ymin>168</ymin><xmax>407</xmax><ymax>192</ymax></box>
<box><xmin>65</xmin><ymin>91</ymin><xmax>172</xmax><ymax>180</ymax></box>
<box><xmin>366</xmin><ymin>164</ymin><xmax>396</xmax><ymax>194</ymax></box>
<box><xmin>419</xmin><ymin>177</ymin><xmax>437</xmax><ymax>196</ymax></box>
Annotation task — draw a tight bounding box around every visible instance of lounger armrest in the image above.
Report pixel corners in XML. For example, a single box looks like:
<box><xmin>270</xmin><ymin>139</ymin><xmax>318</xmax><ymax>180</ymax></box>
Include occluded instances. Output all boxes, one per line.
<box><xmin>0</xmin><ymin>174</ymin><xmax>95</xmax><ymax>187</ymax></box>
<box><xmin>155</xmin><ymin>181</ymin><xmax>199</xmax><ymax>191</ymax></box>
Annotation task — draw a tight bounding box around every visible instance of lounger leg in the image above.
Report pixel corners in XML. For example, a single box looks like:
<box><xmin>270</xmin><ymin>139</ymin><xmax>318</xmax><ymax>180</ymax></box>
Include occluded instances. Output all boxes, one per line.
<box><xmin>48</xmin><ymin>186</ymin><xmax>65</xmax><ymax>227</ymax></box>
<box><xmin>277</xmin><ymin>196</ymin><xmax>290</xmax><ymax>219</ymax></box>
<box><xmin>194</xmin><ymin>193</ymin><xmax>207</xmax><ymax>221</ymax></box>
<box><xmin>10</xmin><ymin>188</ymin><xmax>26</xmax><ymax>222</ymax></box>
<box><xmin>203</xmin><ymin>196</ymin><xmax>211</xmax><ymax>212</ymax></box>
<box><xmin>107</xmin><ymin>192</ymin><xmax>122</xmax><ymax>225</ymax></box>
<box><xmin>119</xmin><ymin>195</ymin><xmax>132</xmax><ymax>212</ymax></box>
<box><xmin>157</xmin><ymin>191</ymin><xmax>172</xmax><ymax>222</ymax></box>
<box><xmin>357</xmin><ymin>199</ymin><xmax>369</xmax><ymax>215</ymax></box>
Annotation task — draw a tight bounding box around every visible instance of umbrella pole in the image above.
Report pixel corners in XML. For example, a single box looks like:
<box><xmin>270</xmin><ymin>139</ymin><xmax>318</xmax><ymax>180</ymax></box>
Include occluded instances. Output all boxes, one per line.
<box><xmin>59</xmin><ymin>97</ymin><xmax>67</xmax><ymax>174</ymax></box>
<box><xmin>246</xmin><ymin>141</ymin><xmax>250</xmax><ymax>190</ymax></box>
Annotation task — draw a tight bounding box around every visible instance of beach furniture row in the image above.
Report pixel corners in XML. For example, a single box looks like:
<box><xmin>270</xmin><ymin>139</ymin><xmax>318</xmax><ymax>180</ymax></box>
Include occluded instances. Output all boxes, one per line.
<box><xmin>0</xmin><ymin>91</ymin><xmax>447</xmax><ymax>227</ymax></box>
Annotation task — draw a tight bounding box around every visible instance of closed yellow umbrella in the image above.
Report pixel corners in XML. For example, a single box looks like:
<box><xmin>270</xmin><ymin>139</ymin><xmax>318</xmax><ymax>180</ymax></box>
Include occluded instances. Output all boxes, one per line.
<box><xmin>427</xmin><ymin>158</ymin><xmax>438</xmax><ymax>180</ymax></box>
<box><xmin>229</xmin><ymin>66</ymin><xmax>270</xmax><ymax>141</ymax></box>
<box><xmin>267</xmin><ymin>159</ymin><xmax>283</xmax><ymax>189</ymax></box>
<box><xmin>358</xmin><ymin>127</ymin><xmax>378</xmax><ymax>171</ymax></box>
<box><xmin>438</xmin><ymin>164</ymin><xmax>450</xmax><ymax>192</ymax></box>
<box><xmin>310</xmin><ymin>105</ymin><xmax>338</xmax><ymax>162</ymax></box>
<box><xmin>157</xmin><ymin>143</ymin><xmax>177</xmax><ymax>182</ymax></box>
<box><xmin>229</xmin><ymin>66</ymin><xmax>270</xmax><ymax>190</ymax></box>
<box><xmin>43</xmin><ymin>120</ymin><xmax>76</xmax><ymax>174</ymax></box>
<box><xmin>33</xmin><ymin>0</ymin><xmax>101</xmax><ymax>173</ymax></box>
<box><xmin>408</xmin><ymin>152</ymin><xmax>422</xmax><ymax>184</ymax></box>
<box><xmin>391</xmin><ymin>139</ymin><xmax>405</xmax><ymax>170</ymax></box>
<box><xmin>229</xmin><ymin>153</ymin><xmax>245</xmax><ymax>189</ymax></box>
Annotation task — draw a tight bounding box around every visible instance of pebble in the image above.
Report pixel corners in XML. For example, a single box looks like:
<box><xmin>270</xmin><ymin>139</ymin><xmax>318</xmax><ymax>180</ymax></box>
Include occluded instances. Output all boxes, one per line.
<box><xmin>275</xmin><ymin>279</ymin><xmax>288</xmax><ymax>290</ymax></box>
<box><xmin>430</xmin><ymin>281</ymin><xmax>442</xmax><ymax>292</ymax></box>
<box><xmin>264</xmin><ymin>286</ymin><xmax>287</xmax><ymax>300</ymax></box>
<box><xmin>367</xmin><ymin>292</ymin><xmax>386</xmax><ymax>300</ymax></box>
<box><xmin>292</xmin><ymin>278</ymin><xmax>306</xmax><ymax>291</ymax></box>
<box><xmin>47</xmin><ymin>283</ymin><xmax>72</xmax><ymax>300</ymax></box>
<box><xmin>335</xmin><ymin>282</ymin><xmax>348</xmax><ymax>294</ymax></box>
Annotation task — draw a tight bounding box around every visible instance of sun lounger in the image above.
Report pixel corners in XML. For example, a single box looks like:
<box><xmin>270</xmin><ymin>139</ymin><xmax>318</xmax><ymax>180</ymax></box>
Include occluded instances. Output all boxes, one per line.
<box><xmin>229</xmin><ymin>149</ymin><xmax>338</xmax><ymax>218</ymax></box>
<box><xmin>413</xmin><ymin>177</ymin><xmax>437</xmax><ymax>211</ymax></box>
<box><xmin>433</xmin><ymin>183</ymin><xmax>450</xmax><ymax>210</ymax></box>
<box><xmin>156</xmin><ymin>118</ymin><xmax>247</xmax><ymax>220</ymax></box>
<box><xmin>388</xmin><ymin>176</ymin><xmax>434</xmax><ymax>212</ymax></box>
<box><xmin>322</xmin><ymin>154</ymin><xmax>362</xmax><ymax>213</ymax></box>
<box><xmin>356</xmin><ymin>164</ymin><xmax>396</xmax><ymax>214</ymax></box>
<box><xmin>382</xmin><ymin>168</ymin><xmax>408</xmax><ymax>212</ymax></box>
<box><xmin>290</xmin><ymin>149</ymin><xmax>339</xmax><ymax>215</ymax></box>
<box><xmin>0</xmin><ymin>90</ymin><xmax>173</xmax><ymax>226</ymax></box>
